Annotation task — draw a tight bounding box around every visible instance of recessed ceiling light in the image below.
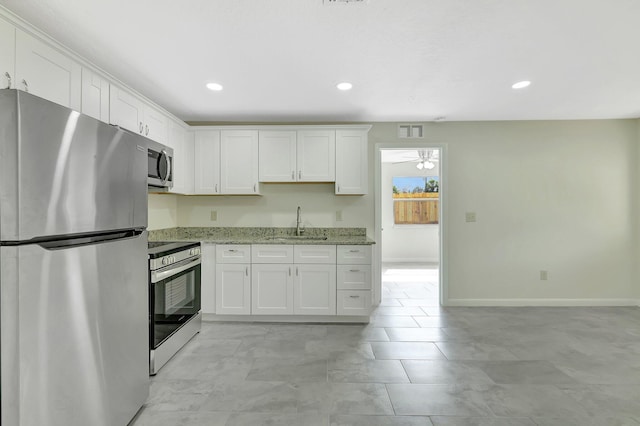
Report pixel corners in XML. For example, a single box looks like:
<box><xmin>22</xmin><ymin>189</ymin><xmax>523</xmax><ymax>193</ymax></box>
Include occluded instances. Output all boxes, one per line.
<box><xmin>512</xmin><ymin>80</ymin><xmax>531</xmax><ymax>89</ymax></box>
<box><xmin>206</xmin><ymin>83</ymin><xmax>223</xmax><ymax>91</ymax></box>
<box><xmin>336</xmin><ymin>82</ymin><xmax>353</xmax><ymax>91</ymax></box>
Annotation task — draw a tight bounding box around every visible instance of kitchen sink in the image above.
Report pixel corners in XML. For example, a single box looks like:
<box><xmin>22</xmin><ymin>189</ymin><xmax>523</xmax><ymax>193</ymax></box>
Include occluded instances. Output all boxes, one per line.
<box><xmin>266</xmin><ymin>236</ymin><xmax>328</xmax><ymax>241</ymax></box>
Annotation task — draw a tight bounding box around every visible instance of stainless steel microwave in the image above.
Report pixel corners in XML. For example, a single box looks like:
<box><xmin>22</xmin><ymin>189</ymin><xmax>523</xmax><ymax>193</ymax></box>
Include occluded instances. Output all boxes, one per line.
<box><xmin>147</xmin><ymin>139</ymin><xmax>173</xmax><ymax>190</ymax></box>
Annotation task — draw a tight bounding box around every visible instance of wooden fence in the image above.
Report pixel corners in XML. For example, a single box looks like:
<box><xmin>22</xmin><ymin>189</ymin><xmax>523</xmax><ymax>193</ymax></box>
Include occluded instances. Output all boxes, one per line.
<box><xmin>394</xmin><ymin>199</ymin><xmax>439</xmax><ymax>224</ymax></box>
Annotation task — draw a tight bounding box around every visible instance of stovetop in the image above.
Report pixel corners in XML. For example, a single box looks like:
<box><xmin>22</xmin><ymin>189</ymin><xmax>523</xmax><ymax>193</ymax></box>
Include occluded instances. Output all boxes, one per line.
<box><xmin>148</xmin><ymin>241</ymin><xmax>200</xmax><ymax>259</ymax></box>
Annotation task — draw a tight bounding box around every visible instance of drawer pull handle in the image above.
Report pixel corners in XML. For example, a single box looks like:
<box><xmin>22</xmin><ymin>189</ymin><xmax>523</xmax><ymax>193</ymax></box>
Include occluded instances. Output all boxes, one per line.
<box><xmin>289</xmin><ymin>267</ymin><xmax>292</xmax><ymax>276</ymax></box>
<box><xmin>22</xmin><ymin>79</ymin><xmax>29</xmax><ymax>92</ymax></box>
<box><xmin>298</xmin><ymin>170</ymin><xmax>302</xmax><ymax>179</ymax></box>
<box><xmin>4</xmin><ymin>72</ymin><xmax>11</xmax><ymax>89</ymax></box>
<box><xmin>296</xmin><ymin>267</ymin><xmax>299</xmax><ymax>276</ymax></box>
<box><xmin>291</xmin><ymin>171</ymin><xmax>295</xmax><ymax>180</ymax></box>
<box><xmin>228</xmin><ymin>249</ymin><xmax>238</xmax><ymax>253</ymax></box>
<box><xmin>350</xmin><ymin>269</ymin><xmax>360</xmax><ymax>272</ymax></box>
<box><xmin>245</xmin><ymin>266</ymin><xmax>249</xmax><ymax>276</ymax></box>
<box><xmin>349</xmin><ymin>295</ymin><xmax>360</xmax><ymax>299</ymax></box>
<box><xmin>349</xmin><ymin>250</ymin><xmax>360</xmax><ymax>253</ymax></box>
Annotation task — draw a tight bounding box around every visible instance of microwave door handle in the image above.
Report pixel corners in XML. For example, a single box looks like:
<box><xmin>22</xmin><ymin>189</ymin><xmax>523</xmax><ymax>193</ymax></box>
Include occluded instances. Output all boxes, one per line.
<box><xmin>151</xmin><ymin>257</ymin><xmax>201</xmax><ymax>283</ymax></box>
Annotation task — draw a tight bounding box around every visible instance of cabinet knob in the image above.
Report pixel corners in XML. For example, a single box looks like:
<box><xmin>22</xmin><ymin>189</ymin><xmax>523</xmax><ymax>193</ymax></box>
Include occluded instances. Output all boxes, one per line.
<box><xmin>4</xmin><ymin>72</ymin><xmax>11</xmax><ymax>89</ymax></box>
<box><xmin>22</xmin><ymin>79</ymin><xmax>29</xmax><ymax>92</ymax></box>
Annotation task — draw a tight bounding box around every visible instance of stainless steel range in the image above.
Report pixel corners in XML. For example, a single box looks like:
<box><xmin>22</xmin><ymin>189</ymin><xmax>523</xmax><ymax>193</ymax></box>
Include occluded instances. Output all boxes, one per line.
<box><xmin>148</xmin><ymin>241</ymin><xmax>202</xmax><ymax>375</ymax></box>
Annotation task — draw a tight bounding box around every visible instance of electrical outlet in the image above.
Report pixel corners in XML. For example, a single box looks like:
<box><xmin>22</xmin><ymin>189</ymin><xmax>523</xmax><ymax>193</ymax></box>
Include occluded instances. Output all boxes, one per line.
<box><xmin>540</xmin><ymin>270</ymin><xmax>548</xmax><ymax>280</ymax></box>
<box><xmin>465</xmin><ymin>212</ymin><xmax>476</xmax><ymax>223</ymax></box>
<box><xmin>336</xmin><ymin>210</ymin><xmax>343</xmax><ymax>221</ymax></box>
<box><xmin>210</xmin><ymin>210</ymin><xmax>218</xmax><ymax>221</ymax></box>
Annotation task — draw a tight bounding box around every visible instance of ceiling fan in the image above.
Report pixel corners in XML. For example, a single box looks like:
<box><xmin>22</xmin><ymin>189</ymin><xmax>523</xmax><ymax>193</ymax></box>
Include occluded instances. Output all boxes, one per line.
<box><xmin>393</xmin><ymin>149</ymin><xmax>439</xmax><ymax>170</ymax></box>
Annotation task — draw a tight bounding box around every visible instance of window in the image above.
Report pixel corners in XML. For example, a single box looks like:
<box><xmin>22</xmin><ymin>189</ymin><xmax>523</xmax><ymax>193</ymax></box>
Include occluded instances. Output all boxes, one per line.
<box><xmin>392</xmin><ymin>176</ymin><xmax>439</xmax><ymax>224</ymax></box>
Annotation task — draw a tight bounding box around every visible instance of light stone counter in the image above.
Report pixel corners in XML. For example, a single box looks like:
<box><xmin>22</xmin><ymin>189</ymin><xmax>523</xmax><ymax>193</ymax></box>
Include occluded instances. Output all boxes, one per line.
<box><xmin>148</xmin><ymin>227</ymin><xmax>375</xmax><ymax>245</ymax></box>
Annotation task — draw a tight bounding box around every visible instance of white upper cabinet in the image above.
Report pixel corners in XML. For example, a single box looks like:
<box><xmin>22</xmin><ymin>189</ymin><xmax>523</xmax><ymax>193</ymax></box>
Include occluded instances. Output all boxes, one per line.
<box><xmin>258</xmin><ymin>129</ymin><xmax>336</xmax><ymax>183</ymax></box>
<box><xmin>109</xmin><ymin>85</ymin><xmax>144</xmax><ymax>134</ymax></box>
<box><xmin>220</xmin><ymin>130</ymin><xmax>260</xmax><ymax>194</ymax></box>
<box><xmin>297</xmin><ymin>130</ymin><xmax>335</xmax><ymax>182</ymax></box>
<box><xmin>259</xmin><ymin>131</ymin><xmax>297</xmax><ymax>182</ymax></box>
<box><xmin>168</xmin><ymin>120</ymin><xmax>194</xmax><ymax>195</ymax></box>
<box><xmin>143</xmin><ymin>103</ymin><xmax>168</xmax><ymax>144</ymax></box>
<box><xmin>0</xmin><ymin>18</ymin><xmax>15</xmax><ymax>89</ymax></box>
<box><xmin>194</xmin><ymin>130</ymin><xmax>221</xmax><ymax>194</ymax></box>
<box><xmin>81</xmin><ymin>68</ymin><xmax>109</xmax><ymax>122</ymax></box>
<box><xmin>15</xmin><ymin>29</ymin><xmax>81</xmax><ymax>110</ymax></box>
<box><xmin>335</xmin><ymin>129</ymin><xmax>368</xmax><ymax>195</ymax></box>
<box><xmin>109</xmin><ymin>85</ymin><xmax>167</xmax><ymax>143</ymax></box>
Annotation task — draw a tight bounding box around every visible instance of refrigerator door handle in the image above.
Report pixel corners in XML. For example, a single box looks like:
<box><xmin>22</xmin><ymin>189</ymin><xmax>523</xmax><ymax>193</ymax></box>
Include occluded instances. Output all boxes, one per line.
<box><xmin>35</xmin><ymin>229</ymin><xmax>145</xmax><ymax>250</ymax></box>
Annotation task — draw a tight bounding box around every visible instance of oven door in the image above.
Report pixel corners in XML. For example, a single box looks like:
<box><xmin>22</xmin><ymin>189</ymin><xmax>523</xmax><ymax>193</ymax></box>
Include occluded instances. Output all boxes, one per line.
<box><xmin>149</xmin><ymin>257</ymin><xmax>201</xmax><ymax>349</ymax></box>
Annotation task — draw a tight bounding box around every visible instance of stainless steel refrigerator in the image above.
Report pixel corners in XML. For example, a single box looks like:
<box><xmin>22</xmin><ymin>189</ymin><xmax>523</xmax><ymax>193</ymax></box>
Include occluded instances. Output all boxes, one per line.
<box><xmin>0</xmin><ymin>90</ymin><xmax>149</xmax><ymax>426</ymax></box>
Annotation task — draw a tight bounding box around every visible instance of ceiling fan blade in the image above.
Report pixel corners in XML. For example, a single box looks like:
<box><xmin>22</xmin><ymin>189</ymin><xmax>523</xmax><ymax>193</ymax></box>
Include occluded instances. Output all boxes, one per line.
<box><xmin>392</xmin><ymin>159</ymin><xmax>419</xmax><ymax>164</ymax></box>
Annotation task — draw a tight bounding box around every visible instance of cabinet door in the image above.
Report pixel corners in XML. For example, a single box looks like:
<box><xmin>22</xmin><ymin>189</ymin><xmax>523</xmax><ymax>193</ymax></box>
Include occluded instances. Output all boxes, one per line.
<box><xmin>15</xmin><ymin>29</ymin><xmax>81</xmax><ymax>110</ymax></box>
<box><xmin>143</xmin><ymin>104</ymin><xmax>168</xmax><ymax>144</ymax></box>
<box><xmin>335</xmin><ymin>130</ymin><xmax>368</xmax><ymax>194</ymax></box>
<box><xmin>294</xmin><ymin>264</ymin><xmax>336</xmax><ymax>315</ymax></box>
<box><xmin>251</xmin><ymin>264</ymin><xmax>294</xmax><ymax>315</ymax></box>
<box><xmin>109</xmin><ymin>85</ymin><xmax>144</xmax><ymax>134</ymax></box>
<box><xmin>259</xmin><ymin>130</ymin><xmax>297</xmax><ymax>182</ymax></box>
<box><xmin>169</xmin><ymin>122</ymin><xmax>194</xmax><ymax>194</ymax></box>
<box><xmin>215</xmin><ymin>264</ymin><xmax>251</xmax><ymax>315</ymax></box>
<box><xmin>297</xmin><ymin>130</ymin><xmax>335</xmax><ymax>182</ymax></box>
<box><xmin>200</xmin><ymin>243</ymin><xmax>216</xmax><ymax>314</ymax></box>
<box><xmin>337</xmin><ymin>290</ymin><xmax>371</xmax><ymax>316</ymax></box>
<box><xmin>194</xmin><ymin>130</ymin><xmax>221</xmax><ymax>194</ymax></box>
<box><xmin>220</xmin><ymin>130</ymin><xmax>259</xmax><ymax>194</ymax></box>
<box><xmin>0</xmin><ymin>18</ymin><xmax>15</xmax><ymax>89</ymax></box>
<box><xmin>81</xmin><ymin>68</ymin><xmax>109</xmax><ymax>122</ymax></box>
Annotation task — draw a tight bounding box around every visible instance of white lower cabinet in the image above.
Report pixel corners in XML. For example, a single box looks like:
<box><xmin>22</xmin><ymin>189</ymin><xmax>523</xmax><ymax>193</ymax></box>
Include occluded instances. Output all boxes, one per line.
<box><xmin>337</xmin><ymin>290</ymin><xmax>372</xmax><ymax>315</ymax></box>
<box><xmin>215</xmin><ymin>245</ymin><xmax>251</xmax><ymax>315</ymax></box>
<box><xmin>294</xmin><ymin>264</ymin><xmax>336</xmax><ymax>315</ymax></box>
<box><xmin>210</xmin><ymin>243</ymin><xmax>371</xmax><ymax>319</ymax></box>
<box><xmin>252</xmin><ymin>264</ymin><xmax>294</xmax><ymax>315</ymax></box>
<box><xmin>215</xmin><ymin>264</ymin><xmax>251</xmax><ymax>315</ymax></box>
<box><xmin>336</xmin><ymin>245</ymin><xmax>372</xmax><ymax>316</ymax></box>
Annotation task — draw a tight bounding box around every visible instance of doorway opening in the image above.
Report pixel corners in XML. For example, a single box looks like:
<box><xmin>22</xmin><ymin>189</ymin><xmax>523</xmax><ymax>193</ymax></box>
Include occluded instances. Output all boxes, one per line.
<box><xmin>374</xmin><ymin>144</ymin><xmax>446</xmax><ymax>309</ymax></box>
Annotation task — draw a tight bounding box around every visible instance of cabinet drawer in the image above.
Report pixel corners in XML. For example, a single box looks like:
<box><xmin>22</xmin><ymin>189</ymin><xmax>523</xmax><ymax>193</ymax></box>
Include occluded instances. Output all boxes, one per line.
<box><xmin>251</xmin><ymin>244</ymin><xmax>294</xmax><ymax>263</ymax></box>
<box><xmin>337</xmin><ymin>290</ymin><xmax>371</xmax><ymax>316</ymax></box>
<box><xmin>337</xmin><ymin>245</ymin><xmax>371</xmax><ymax>265</ymax></box>
<box><xmin>216</xmin><ymin>245</ymin><xmax>251</xmax><ymax>263</ymax></box>
<box><xmin>293</xmin><ymin>245</ymin><xmax>336</xmax><ymax>264</ymax></box>
<box><xmin>337</xmin><ymin>265</ymin><xmax>371</xmax><ymax>290</ymax></box>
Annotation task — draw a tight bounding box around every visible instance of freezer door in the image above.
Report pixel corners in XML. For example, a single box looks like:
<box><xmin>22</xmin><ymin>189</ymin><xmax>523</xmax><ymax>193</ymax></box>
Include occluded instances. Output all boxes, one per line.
<box><xmin>0</xmin><ymin>233</ymin><xmax>149</xmax><ymax>426</ymax></box>
<box><xmin>0</xmin><ymin>90</ymin><xmax>147</xmax><ymax>241</ymax></box>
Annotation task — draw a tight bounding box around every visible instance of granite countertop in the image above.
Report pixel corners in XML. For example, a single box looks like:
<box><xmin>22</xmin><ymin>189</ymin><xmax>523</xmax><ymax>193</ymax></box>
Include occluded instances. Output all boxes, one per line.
<box><xmin>148</xmin><ymin>227</ymin><xmax>375</xmax><ymax>245</ymax></box>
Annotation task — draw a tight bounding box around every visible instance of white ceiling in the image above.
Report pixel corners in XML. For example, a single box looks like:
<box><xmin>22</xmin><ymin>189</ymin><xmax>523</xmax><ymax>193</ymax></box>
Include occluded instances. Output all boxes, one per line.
<box><xmin>3</xmin><ymin>0</ymin><xmax>640</xmax><ymax>123</ymax></box>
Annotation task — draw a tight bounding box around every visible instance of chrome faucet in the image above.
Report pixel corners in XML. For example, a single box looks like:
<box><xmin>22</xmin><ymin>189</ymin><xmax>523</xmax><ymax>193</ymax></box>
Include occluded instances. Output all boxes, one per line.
<box><xmin>296</xmin><ymin>206</ymin><xmax>303</xmax><ymax>236</ymax></box>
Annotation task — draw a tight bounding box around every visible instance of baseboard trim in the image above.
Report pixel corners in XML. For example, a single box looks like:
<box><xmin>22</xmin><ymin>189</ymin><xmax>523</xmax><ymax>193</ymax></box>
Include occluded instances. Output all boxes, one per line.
<box><xmin>201</xmin><ymin>313</ymin><xmax>370</xmax><ymax>323</ymax></box>
<box><xmin>445</xmin><ymin>298</ymin><xmax>640</xmax><ymax>307</ymax></box>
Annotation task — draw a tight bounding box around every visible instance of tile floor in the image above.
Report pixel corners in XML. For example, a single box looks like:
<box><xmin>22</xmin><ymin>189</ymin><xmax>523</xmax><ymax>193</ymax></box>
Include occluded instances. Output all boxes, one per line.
<box><xmin>131</xmin><ymin>264</ymin><xmax>640</xmax><ymax>426</ymax></box>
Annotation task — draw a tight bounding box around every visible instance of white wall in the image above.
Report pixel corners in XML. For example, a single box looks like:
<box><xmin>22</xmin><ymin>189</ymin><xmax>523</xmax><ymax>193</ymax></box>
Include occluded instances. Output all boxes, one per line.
<box><xmin>148</xmin><ymin>194</ymin><xmax>178</xmax><ymax>230</ymax></box>
<box><xmin>370</xmin><ymin>120</ymin><xmax>638</xmax><ymax>304</ymax></box>
<box><xmin>159</xmin><ymin>119</ymin><xmax>639</xmax><ymax>305</ymax></box>
<box><xmin>381</xmin><ymin>160</ymin><xmax>439</xmax><ymax>263</ymax></box>
<box><xmin>177</xmin><ymin>183</ymin><xmax>371</xmax><ymax>229</ymax></box>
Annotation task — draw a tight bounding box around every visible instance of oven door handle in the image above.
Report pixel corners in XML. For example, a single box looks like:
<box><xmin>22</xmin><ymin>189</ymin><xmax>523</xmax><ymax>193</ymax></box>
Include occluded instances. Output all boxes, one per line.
<box><xmin>151</xmin><ymin>257</ymin><xmax>201</xmax><ymax>283</ymax></box>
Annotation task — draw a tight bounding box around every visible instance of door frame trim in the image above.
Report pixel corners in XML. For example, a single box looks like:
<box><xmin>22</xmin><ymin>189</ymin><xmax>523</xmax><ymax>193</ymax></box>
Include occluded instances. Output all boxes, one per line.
<box><xmin>373</xmin><ymin>142</ymin><xmax>448</xmax><ymax>306</ymax></box>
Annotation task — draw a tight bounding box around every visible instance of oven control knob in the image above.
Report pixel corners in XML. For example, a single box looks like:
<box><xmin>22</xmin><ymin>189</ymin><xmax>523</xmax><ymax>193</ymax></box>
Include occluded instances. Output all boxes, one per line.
<box><xmin>161</xmin><ymin>257</ymin><xmax>168</xmax><ymax>265</ymax></box>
